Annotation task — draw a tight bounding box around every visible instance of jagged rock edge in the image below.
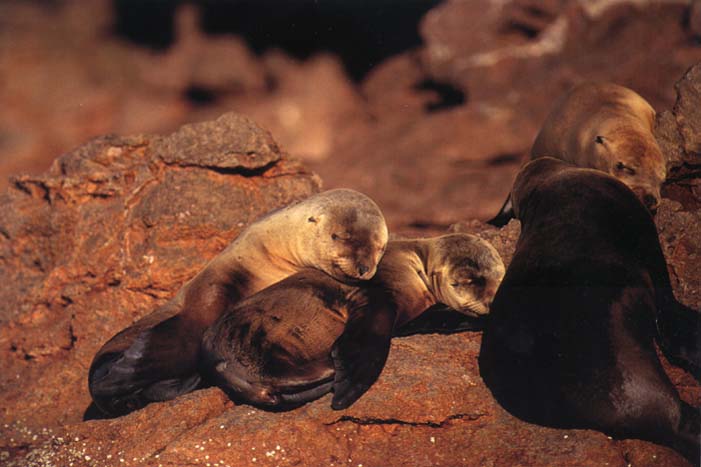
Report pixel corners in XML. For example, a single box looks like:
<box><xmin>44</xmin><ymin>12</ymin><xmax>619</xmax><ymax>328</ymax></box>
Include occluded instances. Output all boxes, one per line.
<box><xmin>325</xmin><ymin>412</ymin><xmax>486</xmax><ymax>428</ymax></box>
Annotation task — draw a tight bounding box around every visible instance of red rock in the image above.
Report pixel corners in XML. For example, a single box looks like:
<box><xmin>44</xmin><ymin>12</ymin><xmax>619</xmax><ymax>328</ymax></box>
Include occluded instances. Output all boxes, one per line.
<box><xmin>0</xmin><ymin>113</ymin><xmax>320</xmax><ymax>448</ymax></box>
<box><xmin>419</xmin><ymin>0</ymin><xmax>701</xmax><ymax>114</ymax></box>
<box><xmin>1</xmin><ymin>4</ymin><xmax>700</xmax><ymax>467</ymax></box>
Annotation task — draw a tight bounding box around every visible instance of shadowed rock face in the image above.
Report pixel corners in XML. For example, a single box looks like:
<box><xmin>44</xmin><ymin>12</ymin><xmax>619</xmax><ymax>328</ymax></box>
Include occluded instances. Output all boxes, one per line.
<box><xmin>1</xmin><ymin>68</ymin><xmax>701</xmax><ymax>466</ymax></box>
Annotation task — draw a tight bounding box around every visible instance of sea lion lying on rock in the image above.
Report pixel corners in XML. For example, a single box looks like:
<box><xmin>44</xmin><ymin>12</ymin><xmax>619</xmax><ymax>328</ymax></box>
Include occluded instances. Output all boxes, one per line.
<box><xmin>489</xmin><ymin>82</ymin><xmax>666</xmax><ymax>226</ymax></box>
<box><xmin>89</xmin><ymin>189</ymin><xmax>388</xmax><ymax>416</ymax></box>
<box><xmin>201</xmin><ymin>234</ymin><xmax>505</xmax><ymax>410</ymax></box>
<box><xmin>480</xmin><ymin>157</ymin><xmax>700</xmax><ymax>464</ymax></box>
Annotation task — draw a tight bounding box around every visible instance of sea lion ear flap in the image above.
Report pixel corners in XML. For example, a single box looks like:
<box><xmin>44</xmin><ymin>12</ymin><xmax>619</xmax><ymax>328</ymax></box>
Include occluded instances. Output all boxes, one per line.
<box><xmin>330</xmin><ymin>301</ymin><xmax>396</xmax><ymax>410</ymax></box>
<box><xmin>307</xmin><ymin>213</ymin><xmax>327</xmax><ymax>225</ymax></box>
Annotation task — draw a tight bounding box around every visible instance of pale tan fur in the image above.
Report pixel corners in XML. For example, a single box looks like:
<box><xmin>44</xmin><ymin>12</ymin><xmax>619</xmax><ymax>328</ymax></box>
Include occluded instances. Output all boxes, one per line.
<box><xmin>176</xmin><ymin>188</ymin><xmax>389</xmax><ymax>325</ymax></box>
<box><xmin>530</xmin><ymin>82</ymin><xmax>666</xmax><ymax>210</ymax></box>
<box><xmin>377</xmin><ymin>234</ymin><xmax>505</xmax><ymax>326</ymax></box>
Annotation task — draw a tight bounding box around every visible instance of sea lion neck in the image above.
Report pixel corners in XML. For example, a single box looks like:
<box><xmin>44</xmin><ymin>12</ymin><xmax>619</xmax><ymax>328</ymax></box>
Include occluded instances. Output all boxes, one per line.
<box><xmin>380</xmin><ymin>239</ymin><xmax>438</xmax><ymax>326</ymax></box>
<box><xmin>245</xmin><ymin>210</ymin><xmax>311</xmax><ymax>269</ymax></box>
<box><xmin>412</xmin><ymin>239</ymin><xmax>439</xmax><ymax>299</ymax></box>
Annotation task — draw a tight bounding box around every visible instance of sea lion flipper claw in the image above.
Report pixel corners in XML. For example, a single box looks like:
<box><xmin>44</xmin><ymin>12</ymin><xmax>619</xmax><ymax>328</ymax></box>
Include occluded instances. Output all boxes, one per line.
<box><xmin>330</xmin><ymin>304</ymin><xmax>395</xmax><ymax>410</ymax></box>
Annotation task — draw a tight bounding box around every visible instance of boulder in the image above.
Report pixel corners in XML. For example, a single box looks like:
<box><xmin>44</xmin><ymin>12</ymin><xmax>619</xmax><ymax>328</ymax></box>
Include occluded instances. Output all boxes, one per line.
<box><xmin>0</xmin><ymin>113</ymin><xmax>320</xmax><ymax>454</ymax></box>
<box><xmin>1</xmin><ymin>43</ymin><xmax>701</xmax><ymax>467</ymax></box>
<box><xmin>1</xmin><ymin>106</ymin><xmax>699</xmax><ymax>466</ymax></box>
<box><xmin>419</xmin><ymin>0</ymin><xmax>701</xmax><ymax>115</ymax></box>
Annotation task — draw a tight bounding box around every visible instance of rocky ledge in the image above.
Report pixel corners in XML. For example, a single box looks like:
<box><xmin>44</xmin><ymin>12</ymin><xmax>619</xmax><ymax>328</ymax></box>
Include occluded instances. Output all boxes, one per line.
<box><xmin>1</xmin><ymin>67</ymin><xmax>700</xmax><ymax>466</ymax></box>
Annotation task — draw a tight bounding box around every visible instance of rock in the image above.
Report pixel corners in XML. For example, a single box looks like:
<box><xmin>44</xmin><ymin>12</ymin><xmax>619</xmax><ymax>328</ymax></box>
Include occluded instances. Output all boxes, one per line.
<box><xmin>419</xmin><ymin>0</ymin><xmax>701</xmax><ymax>115</ymax></box>
<box><xmin>2</xmin><ymin>107</ymin><xmax>699</xmax><ymax>467</ymax></box>
<box><xmin>656</xmin><ymin>63</ymin><xmax>701</xmax><ymax>209</ymax></box>
<box><xmin>673</xmin><ymin>62</ymin><xmax>701</xmax><ymax>158</ymax></box>
<box><xmin>308</xmin><ymin>104</ymin><xmax>537</xmax><ymax>234</ymax></box>
<box><xmin>1</xmin><ymin>4</ymin><xmax>701</xmax><ymax>467</ymax></box>
<box><xmin>0</xmin><ymin>113</ymin><xmax>320</xmax><ymax>463</ymax></box>
<box><xmin>217</xmin><ymin>52</ymin><xmax>370</xmax><ymax>163</ymax></box>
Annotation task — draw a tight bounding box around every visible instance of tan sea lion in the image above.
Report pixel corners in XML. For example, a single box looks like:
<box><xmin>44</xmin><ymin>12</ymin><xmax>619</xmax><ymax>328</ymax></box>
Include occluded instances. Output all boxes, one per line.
<box><xmin>489</xmin><ymin>82</ymin><xmax>666</xmax><ymax>226</ymax></box>
<box><xmin>200</xmin><ymin>233</ymin><xmax>505</xmax><ymax>410</ymax></box>
<box><xmin>480</xmin><ymin>158</ymin><xmax>700</xmax><ymax>464</ymax></box>
<box><xmin>89</xmin><ymin>189</ymin><xmax>389</xmax><ymax>416</ymax></box>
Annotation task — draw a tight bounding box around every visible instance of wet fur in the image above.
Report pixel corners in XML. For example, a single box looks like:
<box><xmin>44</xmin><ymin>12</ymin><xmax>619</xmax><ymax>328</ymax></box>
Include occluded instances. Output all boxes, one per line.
<box><xmin>480</xmin><ymin>158</ymin><xmax>700</xmax><ymax>464</ymax></box>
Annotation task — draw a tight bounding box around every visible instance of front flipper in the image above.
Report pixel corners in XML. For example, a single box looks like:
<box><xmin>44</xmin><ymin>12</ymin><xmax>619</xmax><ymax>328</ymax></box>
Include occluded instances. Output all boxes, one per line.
<box><xmin>277</xmin><ymin>380</ymin><xmax>335</xmax><ymax>408</ymax></box>
<box><xmin>331</xmin><ymin>301</ymin><xmax>396</xmax><ymax>410</ymax></box>
<box><xmin>89</xmin><ymin>315</ymin><xmax>202</xmax><ymax>416</ymax></box>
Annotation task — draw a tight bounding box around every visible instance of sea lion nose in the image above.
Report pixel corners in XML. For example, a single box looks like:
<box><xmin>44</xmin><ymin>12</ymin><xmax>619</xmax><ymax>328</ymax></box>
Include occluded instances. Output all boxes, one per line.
<box><xmin>357</xmin><ymin>265</ymin><xmax>369</xmax><ymax>277</ymax></box>
<box><xmin>642</xmin><ymin>193</ymin><xmax>659</xmax><ymax>214</ymax></box>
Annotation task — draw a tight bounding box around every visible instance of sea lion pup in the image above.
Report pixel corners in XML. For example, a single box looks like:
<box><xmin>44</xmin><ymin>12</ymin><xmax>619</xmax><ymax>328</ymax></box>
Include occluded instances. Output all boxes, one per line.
<box><xmin>200</xmin><ymin>234</ymin><xmax>505</xmax><ymax>410</ymax></box>
<box><xmin>479</xmin><ymin>158</ymin><xmax>700</xmax><ymax>463</ymax></box>
<box><xmin>489</xmin><ymin>82</ymin><xmax>666</xmax><ymax>226</ymax></box>
<box><xmin>88</xmin><ymin>189</ymin><xmax>389</xmax><ymax>416</ymax></box>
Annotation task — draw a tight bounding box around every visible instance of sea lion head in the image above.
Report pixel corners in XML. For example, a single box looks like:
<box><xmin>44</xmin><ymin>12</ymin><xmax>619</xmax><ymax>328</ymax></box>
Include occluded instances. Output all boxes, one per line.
<box><xmin>428</xmin><ymin>234</ymin><xmax>505</xmax><ymax>317</ymax></box>
<box><xmin>589</xmin><ymin>122</ymin><xmax>666</xmax><ymax>213</ymax></box>
<box><xmin>305</xmin><ymin>189</ymin><xmax>389</xmax><ymax>282</ymax></box>
<box><xmin>511</xmin><ymin>157</ymin><xmax>578</xmax><ymax>221</ymax></box>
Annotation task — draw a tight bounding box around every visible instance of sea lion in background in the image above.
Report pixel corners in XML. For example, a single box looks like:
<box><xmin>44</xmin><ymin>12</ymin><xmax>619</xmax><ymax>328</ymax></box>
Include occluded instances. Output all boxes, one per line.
<box><xmin>479</xmin><ymin>158</ymin><xmax>700</xmax><ymax>464</ymax></box>
<box><xmin>200</xmin><ymin>234</ymin><xmax>505</xmax><ymax>410</ymax></box>
<box><xmin>89</xmin><ymin>189</ymin><xmax>389</xmax><ymax>416</ymax></box>
<box><xmin>489</xmin><ymin>82</ymin><xmax>666</xmax><ymax>226</ymax></box>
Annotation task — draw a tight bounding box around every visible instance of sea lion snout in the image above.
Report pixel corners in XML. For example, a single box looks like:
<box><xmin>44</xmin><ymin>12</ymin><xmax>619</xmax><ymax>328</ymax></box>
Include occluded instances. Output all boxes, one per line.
<box><xmin>642</xmin><ymin>193</ymin><xmax>659</xmax><ymax>213</ymax></box>
<box><xmin>357</xmin><ymin>264</ymin><xmax>370</xmax><ymax>278</ymax></box>
<box><xmin>631</xmin><ymin>186</ymin><xmax>660</xmax><ymax>214</ymax></box>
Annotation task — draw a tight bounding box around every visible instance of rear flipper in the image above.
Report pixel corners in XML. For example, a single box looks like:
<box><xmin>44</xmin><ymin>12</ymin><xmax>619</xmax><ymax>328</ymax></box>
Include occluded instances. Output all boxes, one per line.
<box><xmin>670</xmin><ymin>402</ymin><xmax>701</xmax><ymax>466</ymax></box>
<box><xmin>656</xmin><ymin>299</ymin><xmax>701</xmax><ymax>380</ymax></box>
<box><xmin>331</xmin><ymin>303</ymin><xmax>396</xmax><ymax>410</ymax></box>
<box><xmin>89</xmin><ymin>315</ymin><xmax>202</xmax><ymax>416</ymax></box>
<box><xmin>202</xmin><ymin>357</ymin><xmax>335</xmax><ymax>410</ymax></box>
<box><xmin>487</xmin><ymin>194</ymin><xmax>514</xmax><ymax>227</ymax></box>
<box><xmin>276</xmin><ymin>380</ymin><xmax>335</xmax><ymax>409</ymax></box>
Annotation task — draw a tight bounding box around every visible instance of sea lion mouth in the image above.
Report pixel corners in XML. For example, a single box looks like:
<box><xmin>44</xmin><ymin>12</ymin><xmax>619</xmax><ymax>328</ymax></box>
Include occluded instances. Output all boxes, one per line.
<box><xmin>458</xmin><ymin>300</ymin><xmax>490</xmax><ymax>318</ymax></box>
<box><xmin>332</xmin><ymin>259</ymin><xmax>376</xmax><ymax>282</ymax></box>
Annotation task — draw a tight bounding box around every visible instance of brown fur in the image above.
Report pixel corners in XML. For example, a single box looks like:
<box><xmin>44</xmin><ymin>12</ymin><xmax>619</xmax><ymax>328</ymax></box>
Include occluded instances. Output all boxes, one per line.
<box><xmin>200</xmin><ymin>234</ymin><xmax>505</xmax><ymax>410</ymax></box>
<box><xmin>88</xmin><ymin>189</ymin><xmax>388</xmax><ymax>416</ymax></box>
<box><xmin>530</xmin><ymin>82</ymin><xmax>665</xmax><ymax>211</ymax></box>
<box><xmin>489</xmin><ymin>82</ymin><xmax>666</xmax><ymax>227</ymax></box>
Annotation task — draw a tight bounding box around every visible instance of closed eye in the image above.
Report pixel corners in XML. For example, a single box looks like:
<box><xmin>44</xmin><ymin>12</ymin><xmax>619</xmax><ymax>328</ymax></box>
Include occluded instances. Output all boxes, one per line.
<box><xmin>453</xmin><ymin>277</ymin><xmax>485</xmax><ymax>288</ymax></box>
<box><xmin>615</xmin><ymin>162</ymin><xmax>636</xmax><ymax>175</ymax></box>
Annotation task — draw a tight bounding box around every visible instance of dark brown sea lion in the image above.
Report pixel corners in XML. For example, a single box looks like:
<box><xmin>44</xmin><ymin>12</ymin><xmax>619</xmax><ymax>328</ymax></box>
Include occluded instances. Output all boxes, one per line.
<box><xmin>200</xmin><ymin>233</ymin><xmax>505</xmax><ymax>410</ymax></box>
<box><xmin>479</xmin><ymin>157</ymin><xmax>700</xmax><ymax>464</ymax></box>
<box><xmin>489</xmin><ymin>82</ymin><xmax>666</xmax><ymax>226</ymax></box>
<box><xmin>88</xmin><ymin>189</ymin><xmax>389</xmax><ymax>416</ymax></box>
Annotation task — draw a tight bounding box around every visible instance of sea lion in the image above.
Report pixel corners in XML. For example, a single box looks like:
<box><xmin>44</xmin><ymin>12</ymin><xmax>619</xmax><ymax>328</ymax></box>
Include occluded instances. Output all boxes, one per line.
<box><xmin>479</xmin><ymin>157</ymin><xmax>700</xmax><ymax>463</ymax></box>
<box><xmin>200</xmin><ymin>233</ymin><xmax>505</xmax><ymax>410</ymax></box>
<box><xmin>88</xmin><ymin>189</ymin><xmax>389</xmax><ymax>416</ymax></box>
<box><xmin>489</xmin><ymin>82</ymin><xmax>666</xmax><ymax>226</ymax></box>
